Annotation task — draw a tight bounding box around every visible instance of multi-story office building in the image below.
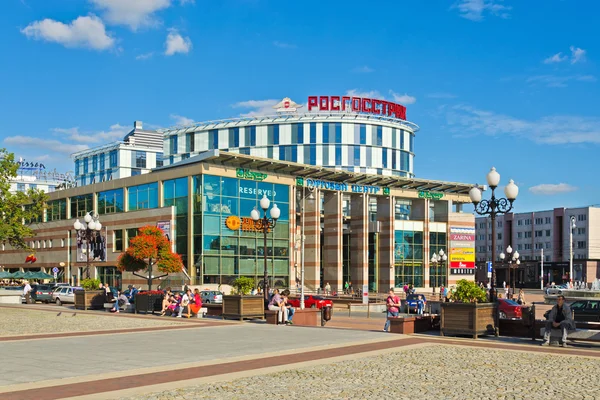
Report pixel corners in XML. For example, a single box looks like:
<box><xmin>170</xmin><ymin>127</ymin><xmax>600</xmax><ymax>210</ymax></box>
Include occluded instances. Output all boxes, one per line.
<box><xmin>71</xmin><ymin>121</ymin><xmax>163</xmax><ymax>186</ymax></box>
<box><xmin>475</xmin><ymin>206</ymin><xmax>600</xmax><ymax>286</ymax></box>
<box><xmin>9</xmin><ymin>158</ymin><xmax>74</xmax><ymax>194</ymax></box>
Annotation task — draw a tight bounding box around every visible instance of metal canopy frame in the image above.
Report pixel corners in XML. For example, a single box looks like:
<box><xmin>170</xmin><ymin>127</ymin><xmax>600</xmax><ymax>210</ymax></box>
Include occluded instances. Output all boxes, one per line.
<box><xmin>160</xmin><ymin>150</ymin><xmax>476</xmax><ymax>195</ymax></box>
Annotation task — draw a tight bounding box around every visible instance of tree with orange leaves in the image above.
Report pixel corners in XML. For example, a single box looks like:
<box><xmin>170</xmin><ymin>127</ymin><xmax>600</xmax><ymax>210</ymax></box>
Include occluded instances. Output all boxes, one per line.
<box><xmin>117</xmin><ymin>225</ymin><xmax>183</xmax><ymax>290</ymax></box>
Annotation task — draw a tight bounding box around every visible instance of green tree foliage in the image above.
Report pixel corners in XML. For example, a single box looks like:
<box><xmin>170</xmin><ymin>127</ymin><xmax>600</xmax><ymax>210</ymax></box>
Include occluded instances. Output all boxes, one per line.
<box><xmin>452</xmin><ymin>279</ymin><xmax>488</xmax><ymax>303</ymax></box>
<box><xmin>232</xmin><ymin>276</ymin><xmax>255</xmax><ymax>295</ymax></box>
<box><xmin>0</xmin><ymin>149</ymin><xmax>48</xmax><ymax>249</ymax></box>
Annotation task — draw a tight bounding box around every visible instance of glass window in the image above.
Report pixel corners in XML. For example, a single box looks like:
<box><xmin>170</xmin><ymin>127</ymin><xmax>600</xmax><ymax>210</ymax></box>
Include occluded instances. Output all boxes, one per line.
<box><xmin>75</xmin><ymin>159</ymin><xmax>80</xmax><ymax>176</ymax></box>
<box><xmin>382</xmin><ymin>149</ymin><xmax>388</xmax><ymax>168</ymax></box>
<box><xmin>293</xmin><ymin>123</ymin><xmax>304</xmax><ymax>144</ymax></box>
<box><xmin>310</xmin><ymin>123</ymin><xmax>317</xmax><ymax>143</ymax></box>
<box><xmin>170</xmin><ymin>135</ymin><xmax>178</xmax><ymax>154</ymax></box>
<box><xmin>47</xmin><ymin>199</ymin><xmax>67</xmax><ymax>221</ymax></box>
<box><xmin>409</xmin><ymin>133</ymin><xmax>414</xmax><ymax>153</ymax></box>
<box><xmin>128</xmin><ymin>182</ymin><xmax>158</xmax><ymax>211</ymax></box>
<box><xmin>335</xmin><ymin>123</ymin><xmax>342</xmax><ymax>143</ymax></box>
<box><xmin>99</xmin><ymin>153</ymin><xmax>105</xmax><ymax>170</ymax></box>
<box><xmin>109</xmin><ymin>150</ymin><xmax>118</xmax><ymax>167</ymax></box>
<box><xmin>335</xmin><ymin>145</ymin><xmax>342</xmax><ymax>166</ymax></box>
<box><xmin>228</xmin><ymin>127</ymin><xmax>239</xmax><ymax>148</ymax></box>
<box><xmin>70</xmin><ymin>194</ymin><xmax>93</xmax><ymax>218</ymax></box>
<box><xmin>131</xmin><ymin>168</ymin><xmax>141</xmax><ymax>176</ymax></box>
<box><xmin>83</xmin><ymin>157</ymin><xmax>89</xmax><ymax>174</ymax></box>
<box><xmin>291</xmin><ymin>145</ymin><xmax>297</xmax><ymax>162</ymax></box>
<box><xmin>360</xmin><ymin>124</ymin><xmax>366</xmax><ymax>144</ymax></box>
<box><xmin>322</xmin><ymin>123</ymin><xmax>329</xmax><ymax>144</ymax></box>
<box><xmin>114</xmin><ymin>229</ymin><xmax>123</xmax><ymax>252</ymax></box>
<box><xmin>186</xmin><ymin>133</ymin><xmax>195</xmax><ymax>152</ymax></box>
<box><xmin>156</xmin><ymin>152</ymin><xmax>163</xmax><ymax>168</ymax></box>
<box><xmin>247</xmin><ymin>126</ymin><xmax>256</xmax><ymax>146</ymax></box>
<box><xmin>309</xmin><ymin>145</ymin><xmax>316</xmax><ymax>165</ymax></box>
<box><xmin>98</xmin><ymin>189</ymin><xmax>124</xmax><ymax>214</ymax></box>
<box><xmin>92</xmin><ymin>155</ymin><xmax>98</xmax><ymax>171</ymax></box>
<box><xmin>376</xmin><ymin>126</ymin><xmax>383</xmax><ymax>146</ymax></box>
<box><xmin>209</xmin><ymin>129</ymin><xmax>219</xmax><ymax>149</ymax></box>
<box><xmin>135</xmin><ymin>151</ymin><xmax>146</xmax><ymax>168</ymax></box>
<box><xmin>17</xmin><ymin>183</ymin><xmax>25</xmax><ymax>192</ymax></box>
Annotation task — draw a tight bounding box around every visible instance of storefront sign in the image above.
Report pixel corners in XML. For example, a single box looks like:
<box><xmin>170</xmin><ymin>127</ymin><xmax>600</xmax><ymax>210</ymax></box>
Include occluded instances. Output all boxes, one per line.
<box><xmin>307</xmin><ymin>96</ymin><xmax>407</xmax><ymax>120</ymax></box>
<box><xmin>418</xmin><ymin>191</ymin><xmax>444</xmax><ymax>200</ymax></box>
<box><xmin>225</xmin><ymin>215</ymin><xmax>269</xmax><ymax>233</ymax></box>
<box><xmin>236</xmin><ymin>168</ymin><xmax>267</xmax><ymax>181</ymax></box>
<box><xmin>296</xmin><ymin>177</ymin><xmax>387</xmax><ymax>195</ymax></box>
<box><xmin>450</xmin><ymin>234</ymin><xmax>475</xmax><ymax>241</ymax></box>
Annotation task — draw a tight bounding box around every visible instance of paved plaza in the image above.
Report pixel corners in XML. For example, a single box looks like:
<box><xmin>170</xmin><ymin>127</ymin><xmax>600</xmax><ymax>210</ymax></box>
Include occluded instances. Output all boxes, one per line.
<box><xmin>0</xmin><ymin>304</ymin><xmax>599</xmax><ymax>400</ymax></box>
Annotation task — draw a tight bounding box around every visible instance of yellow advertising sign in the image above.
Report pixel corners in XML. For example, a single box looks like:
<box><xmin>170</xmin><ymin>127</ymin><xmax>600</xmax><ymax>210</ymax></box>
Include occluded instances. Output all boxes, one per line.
<box><xmin>450</xmin><ymin>253</ymin><xmax>475</xmax><ymax>262</ymax></box>
<box><xmin>450</xmin><ymin>248</ymin><xmax>475</xmax><ymax>255</ymax></box>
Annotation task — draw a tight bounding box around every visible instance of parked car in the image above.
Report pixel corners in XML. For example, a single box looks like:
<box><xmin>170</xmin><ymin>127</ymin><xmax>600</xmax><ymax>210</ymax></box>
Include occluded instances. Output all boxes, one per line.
<box><xmin>32</xmin><ymin>284</ymin><xmax>56</xmax><ymax>303</ymax></box>
<box><xmin>498</xmin><ymin>299</ymin><xmax>523</xmax><ymax>319</ymax></box>
<box><xmin>52</xmin><ymin>286</ymin><xmax>82</xmax><ymax>306</ymax></box>
<box><xmin>403</xmin><ymin>294</ymin><xmax>427</xmax><ymax>313</ymax></box>
<box><xmin>200</xmin><ymin>290</ymin><xmax>223</xmax><ymax>304</ymax></box>
<box><xmin>569</xmin><ymin>300</ymin><xmax>600</xmax><ymax>322</ymax></box>
<box><xmin>286</xmin><ymin>295</ymin><xmax>333</xmax><ymax>309</ymax></box>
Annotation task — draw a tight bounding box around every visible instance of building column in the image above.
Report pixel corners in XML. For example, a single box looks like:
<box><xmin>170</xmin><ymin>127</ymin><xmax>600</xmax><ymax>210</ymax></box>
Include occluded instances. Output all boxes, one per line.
<box><xmin>350</xmin><ymin>194</ymin><xmax>369</xmax><ymax>289</ymax></box>
<box><xmin>377</xmin><ymin>196</ymin><xmax>394</xmax><ymax>291</ymax></box>
<box><xmin>303</xmin><ymin>189</ymin><xmax>321</xmax><ymax>291</ymax></box>
<box><xmin>187</xmin><ymin>176</ymin><xmax>194</xmax><ymax>282</ymax></box>
<box><xmin>423</xmin><ymin>199</ymin><xmax>430</xmax><ymax>288</ymax></box>
<box><xmin>322</xmin><ymin>192</ymin><xmax>343</xmax><ymax>293</ymax></box>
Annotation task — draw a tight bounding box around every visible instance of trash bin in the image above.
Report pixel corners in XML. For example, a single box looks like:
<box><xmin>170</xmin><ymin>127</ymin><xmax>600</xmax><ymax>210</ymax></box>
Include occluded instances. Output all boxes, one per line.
<box><xmin>321</xmin><ymin>305</ymin><xmax>332</xmax><ymax>326</ymax></box>
<box><xmin>521</xmin><ymin>306</ymin><xmax>534</xmax><ymax>326</ymax></box>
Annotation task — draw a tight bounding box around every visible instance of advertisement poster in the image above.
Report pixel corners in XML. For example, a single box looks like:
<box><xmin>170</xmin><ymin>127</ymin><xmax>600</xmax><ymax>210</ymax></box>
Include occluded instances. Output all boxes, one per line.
<box><xmin>76</xmin><ymin>227</ymin><xmax>107</xmax><ymax>262</ymax></box>
<box><xmin>449</xmin><ymin>226</ymin><xmax>475</xmax><ymax>275</ymax></box>
<box><xmin>156</xmin><ymin>221</ymin><xmax>172</xmax><ymax>241</ymax></box>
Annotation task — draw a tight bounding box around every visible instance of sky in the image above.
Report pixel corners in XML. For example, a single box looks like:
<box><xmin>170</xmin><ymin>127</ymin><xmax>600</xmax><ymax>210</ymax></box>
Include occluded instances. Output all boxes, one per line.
<box><xmin>0</xmin><ymin>0</ymin><xmax>598</xmax><ymax>214</ymax></box>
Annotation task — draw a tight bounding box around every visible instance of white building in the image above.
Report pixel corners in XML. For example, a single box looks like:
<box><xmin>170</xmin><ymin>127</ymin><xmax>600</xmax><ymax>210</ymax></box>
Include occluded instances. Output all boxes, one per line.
<box><xmin>71</xmin><ymin>121</ymin><xmax>163</xmax><ymax>186</ymax></box>
<box><xmin>9</xmin><ymin>159</ymin><xmax>75</xmax><ymax>194</ymax></box>
<box><xmin>475</xmin><ymin>206</ymin><xmax>600</xmax><ymax>286</ymax></box>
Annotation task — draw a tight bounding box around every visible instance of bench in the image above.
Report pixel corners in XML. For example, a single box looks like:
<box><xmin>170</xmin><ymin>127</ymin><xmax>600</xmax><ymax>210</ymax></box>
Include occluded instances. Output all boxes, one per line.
<box><xmin>539</xmin><ymin>327</ymin><xmax>600</xmax><ymax>342</ymax></box>
<box><xmin>103</xmin><ymin>302</ymin><xmax>133</xmax><ymax>313</ymax></box>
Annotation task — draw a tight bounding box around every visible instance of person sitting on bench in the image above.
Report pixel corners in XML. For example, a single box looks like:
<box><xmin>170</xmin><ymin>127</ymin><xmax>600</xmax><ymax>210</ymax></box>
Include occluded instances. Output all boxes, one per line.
<box><xmin>268</xmin><ymin>289</ymin><xmax>288</xmax><ymax>325</ymax></box>
<box><xmin>111</xmin><ymin>290</ymin><xmax>129</xmax><ymax>313</ymax></box>
<box><xmin>541</xmin><ymin>295</ymin><xmax>575</xmax><ymax>347</ymax></box>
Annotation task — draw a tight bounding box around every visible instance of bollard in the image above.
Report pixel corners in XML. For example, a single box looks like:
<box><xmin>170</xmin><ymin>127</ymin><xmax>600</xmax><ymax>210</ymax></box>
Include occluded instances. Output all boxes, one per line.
<box><xmin>321</xmin><ymin>305</ymin><xmax>332</xmax><ymax>326</ymax></box>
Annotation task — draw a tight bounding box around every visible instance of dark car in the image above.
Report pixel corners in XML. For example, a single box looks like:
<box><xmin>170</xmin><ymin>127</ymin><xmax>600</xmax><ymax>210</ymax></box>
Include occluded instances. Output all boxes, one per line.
<box><xmin>404</xmin><ymin>294</ymin><xmax>426</xmax><ymax>313</ymax></box>
<box><xmin>569</xmin><ymin>300</ymin><xmax>600</xmax><ymax>322</ymax></box>
<box><xmin>32</xmin><ymin>284</ymin><xmax>55</xmax><ymax>303</ymax></box>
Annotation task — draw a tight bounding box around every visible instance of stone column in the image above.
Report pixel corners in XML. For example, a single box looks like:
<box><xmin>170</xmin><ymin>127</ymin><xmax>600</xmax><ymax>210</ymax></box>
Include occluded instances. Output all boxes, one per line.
<box><xmin>303</xmin><ymin>189</ymin><xmax>321</xmax><ymax>291</ymax></box>
<box><xmin>322</xmin><ymin>191</ymin><xmax>343</xmax><ymax>293</ymax></box>
<box><xmin>377</xmin><ymin>196</ymin><xmax>395</xmax><ymax>291</ymax></box>
<box><xmin>350</xmin><ymin>194</ymin><xmax>369</xmax><ymax>289</ymax></box>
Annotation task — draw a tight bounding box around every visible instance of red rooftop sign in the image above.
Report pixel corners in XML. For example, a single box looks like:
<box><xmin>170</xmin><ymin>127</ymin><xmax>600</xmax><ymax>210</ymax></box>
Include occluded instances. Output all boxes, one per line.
<box><xmin>307</xmin><ymin>96</ymin><xmax>406</xmax><ymax>120</ymax></box>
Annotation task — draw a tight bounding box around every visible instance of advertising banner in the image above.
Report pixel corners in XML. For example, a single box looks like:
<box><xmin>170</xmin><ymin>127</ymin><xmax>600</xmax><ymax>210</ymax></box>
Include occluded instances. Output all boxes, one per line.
<box><xmin>157</xmin><ymin>221</ymin><xmax>172</xmax><ymax>241</ymax></box>
<box><xmin>450</xmin><ymin>234</ymin><xmax>475</xmax><ymax>241</ymax></box>
<box><xmin>450</xmin><ymin>248</ymin><xmax>475</xmax><ymax>255</ymax></box>
<box><xmin>449</xmin><ymin>226</ymin><xmax>476</xmax><ymax>275</ymax></box>
<box><xmin>76</xmin><ymin>227</ymin><xmax>107</xmax><ymax>262</ymax></box>
<box><xmin>450</xmin><ymin>254</ymin><xmax>475</xmax><ymax>262</ymax></box>
<box><xmin>450</xmin><ymin>261</ymin><xmax>476</xmax><ymax>269</ymax></box>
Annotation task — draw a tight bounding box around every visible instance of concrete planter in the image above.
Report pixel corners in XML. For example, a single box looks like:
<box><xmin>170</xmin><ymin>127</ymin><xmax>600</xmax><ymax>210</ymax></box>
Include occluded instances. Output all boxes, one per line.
<box><xmin>74</xmin><ymin>290</ymin><xmax>106</xmax><ymax>310</ymax></box>
<box><xmin>222</xmin><ymin>295</ymin><xmax>265</xmax><ymax>321</ymax></box>
<box><xmin>441</xmin><ymin>302</ymin><xmax>496</xmax><ymax>339</ymax></box>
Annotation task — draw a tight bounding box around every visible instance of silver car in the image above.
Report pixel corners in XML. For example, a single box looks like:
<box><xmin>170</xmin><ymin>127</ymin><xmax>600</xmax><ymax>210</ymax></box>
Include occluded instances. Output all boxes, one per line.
<box><xmin>52</xmin><ymin>286</ymin><xmax>81</xmax><ymax>306</ymax></box>
<box><xmin>200</xmin><ymin>290</ymin><xmax>223</xmax><ymax>304</ymax></box>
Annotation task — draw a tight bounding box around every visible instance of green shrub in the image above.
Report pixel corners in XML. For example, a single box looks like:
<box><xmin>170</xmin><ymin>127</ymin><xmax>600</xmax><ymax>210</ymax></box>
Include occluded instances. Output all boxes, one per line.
<box><xmin>232</xmin><ymin>276</ymin><xmax>255</xmax><ymax>295</ymax></box>
<box><xmin>452</xmin><ymin>279</ymin><xmax>487</xmax><ymax>303</ymax></box>
<box><xmin>80</xmin><ymin>278</ymin><xmax>101</xmax><ymax>290</ymax></box>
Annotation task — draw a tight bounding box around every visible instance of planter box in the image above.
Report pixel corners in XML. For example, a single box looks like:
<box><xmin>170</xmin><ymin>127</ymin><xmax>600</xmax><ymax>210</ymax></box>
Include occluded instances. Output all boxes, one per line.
<box><xmin>441</xmin><ymin>302</ymin><xmax>496</xmax><ymax>339</ymax></box>
<box><xmin>135</xmin><ymin>294</ymin><xmax>163</xmax><ymax>315</ymax></box>
<box><xmin>389</xmin><ymin>317</ymin><xmax>415</xmax><ymax>334</ymax></box>
<box><xmin>74</xmin><ymin>290</ymin><xmax>106</xmax><ymax>310</ymax></box>
<box><xmin>222</xmin><ymin>295</ymin><xmax>265</xmax><ymax>321</ymax></box>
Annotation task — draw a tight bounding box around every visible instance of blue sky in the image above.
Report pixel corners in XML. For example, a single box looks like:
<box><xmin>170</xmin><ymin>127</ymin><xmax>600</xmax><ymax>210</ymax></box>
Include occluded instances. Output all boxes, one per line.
<box><xmin>1</xmin><ymin>0</ymin><xmax>598</xmax><ymax>213</ymax></box>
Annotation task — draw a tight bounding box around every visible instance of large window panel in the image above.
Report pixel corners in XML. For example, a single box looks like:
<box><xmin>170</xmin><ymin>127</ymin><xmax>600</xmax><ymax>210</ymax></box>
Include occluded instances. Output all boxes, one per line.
<box><xmin>239</xmin><ymin>257</ymin><xmax>257</xmax><ymax>274</ymax></box>
<box><xmin>204</xmin><ymin>256</ymin><xmax>219</xmax><ymax>275</ymax></box>
<box><xmin>203</xmin><ymin>215</ymin><xmax>221</xmax><ymax>234</ymax></box>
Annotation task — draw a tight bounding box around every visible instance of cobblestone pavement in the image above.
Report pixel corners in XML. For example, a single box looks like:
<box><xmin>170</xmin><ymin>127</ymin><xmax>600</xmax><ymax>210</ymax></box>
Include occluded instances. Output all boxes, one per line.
<box><xmin>0</xmin><ymin>308</ymin><xmax>183</xmax><ymax>336</ymax></box>
<box><xmin>119</xmin><ymin>344</ymin><xmax>600</xmax><ymax>400</ymax></box>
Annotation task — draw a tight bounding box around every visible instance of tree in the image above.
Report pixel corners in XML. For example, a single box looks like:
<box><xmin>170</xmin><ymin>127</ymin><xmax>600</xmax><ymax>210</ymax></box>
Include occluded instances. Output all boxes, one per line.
<box><xmin>0</xmin><ymin>149</ymin><xmax>48</xmax><ymax>249</ymax></box>
<box><xmin>116</xmin><ymin>225</ymin><xmax>184</xmax><ymax>289</ymax></box>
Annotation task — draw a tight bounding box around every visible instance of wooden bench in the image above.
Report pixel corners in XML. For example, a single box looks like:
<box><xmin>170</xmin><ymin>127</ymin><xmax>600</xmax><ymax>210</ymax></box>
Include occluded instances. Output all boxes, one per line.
<box><xmin>539</xmin><ymin>327</ymin><xmax>600</xmax><ymax>342</ymax></box>
<box><xmin>265</xmin><ymin>309</ymin><xmax>282</xmax><ymax>325</ymax></box>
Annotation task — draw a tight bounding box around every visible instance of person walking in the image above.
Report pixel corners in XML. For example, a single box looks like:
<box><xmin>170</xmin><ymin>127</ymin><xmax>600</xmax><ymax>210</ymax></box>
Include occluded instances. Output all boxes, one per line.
<box><xmin>325</xmin><ymin>282</ymin><xmax>331</xmax><ymax>296</ymax></box>
<box><xmin>23</xmin><ymin>281</ymin><xmax>32</xmax><ymax>304</ymax></box>
<box><xmin>517</xmin><ymin>289</ymin><xmax>526</xmax><ymax>305</ymax></box>
<box><xmin>383</xmin><ymin>288</ymin><xmax>401</xmax><ymax>332</ymax></box>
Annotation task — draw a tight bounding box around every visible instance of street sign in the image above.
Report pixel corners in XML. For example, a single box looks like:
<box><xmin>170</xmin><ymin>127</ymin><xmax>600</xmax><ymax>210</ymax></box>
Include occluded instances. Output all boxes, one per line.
<box><xmin>487</xmin><ymin>261</ymin><xmax>492</xmax><ymax>278</ymax></box>
<box><xmin>52</xmin><ymin>267</ymin><xmax>59</xmax><ymax>273</ymax></box>
<box><xmin>53</xmin><ymin>272</ymin><xmax>58</xmax><ymax>279</ymax></box>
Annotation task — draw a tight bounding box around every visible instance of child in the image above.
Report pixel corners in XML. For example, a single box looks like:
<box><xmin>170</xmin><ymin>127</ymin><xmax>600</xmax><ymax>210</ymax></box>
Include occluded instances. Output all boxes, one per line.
<box><xmin>417</xmin><ymin>295</ymin><xmax>426</xmax><ymax>315</ymax></box>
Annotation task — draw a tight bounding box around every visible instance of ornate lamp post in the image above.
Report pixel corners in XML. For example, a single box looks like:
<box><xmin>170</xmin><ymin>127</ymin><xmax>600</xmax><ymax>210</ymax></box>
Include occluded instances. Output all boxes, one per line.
<box><xmin>73</xmin><ymin>212</ymin><xmax>102</xmax><ymax>279</ymax></box>
<box><xmin>297</xmin><ymin>187</ymin><xmax>315</xmax><ymax>310</ymax></box>
<box><xmin>499</xmin><ymin>246</ymin><xmax>519</xmax><ymax>298</ymax></box>
<box><xmin>430</xmin><ymin>249</ymin><xmax>447</xmax><ymax>290</ymax></box>
<box><xmin>469</xmin><ymin>167</ymin><xmax>518</xmax><ymax>335</ymax></box>
<box><xmin>251</xmin><ymin>194</ymin><xmax>280</xmax><ymax>304</ymax></box>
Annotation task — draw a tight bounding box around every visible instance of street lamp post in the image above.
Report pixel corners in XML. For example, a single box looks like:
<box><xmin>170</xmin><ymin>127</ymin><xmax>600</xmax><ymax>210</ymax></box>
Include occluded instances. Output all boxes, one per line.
<box><xmin>499</xmin><ymin>246</ymin><xmax>519</xmax><ymax>298</ymax></box>
<box><xmin>469</xmin><ymin>167</ymin><xmax>519</xmax><ymax>335</ymax></box>
<box><xmin>73</xmin><ymin>212</ymin><xmax>102</xmax><ymax>279</ymax></box>
<box><xmin>569</xmin><ymin>216</ymin><xmax>576</xmax><ymax>287</ymax></box>
<box><xmin>251</xmin><ymin>194</ymin><xmax>281</xmax><ymax>304</ymax></box>
<box><xmin>297</xmin><ymin>187</ymin><xmax>315</xmax><ymax>310</ymax></box>
<box><xmin>430</xmin><ymin>249</ymin><xmax>447</xmax><ymax>291</ymax></box>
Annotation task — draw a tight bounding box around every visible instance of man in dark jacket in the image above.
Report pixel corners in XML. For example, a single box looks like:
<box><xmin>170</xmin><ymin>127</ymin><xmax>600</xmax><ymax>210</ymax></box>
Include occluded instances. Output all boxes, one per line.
<box><xmin>541</xmin><ymin>295</ymin><xmax>575</xmax><ymax>347</ymax></box>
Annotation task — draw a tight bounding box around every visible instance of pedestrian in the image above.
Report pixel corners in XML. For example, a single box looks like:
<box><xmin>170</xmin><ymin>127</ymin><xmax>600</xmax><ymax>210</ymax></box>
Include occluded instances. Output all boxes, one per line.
<box><xmin>417</xmin><ymin>295</ymin><xmax>426</xmax><ymax>315</ymax></box>
<box><xmin>383</xmin><ymin>288</ymin><xmax>401</xmax><ymax>332</ymax></box>
<box><xmin>541</xmin><ymin>295</ymin><xmax>575</xmax><ymax>347</ymax></box>
<box><xmin>325</xmin><ymin>282</ymin><xmax>331</xmax><ymax>296</ymax></box>
<box><xmin>23</xmin><ymin>281</ymin><xmax>32</xmax><ymax>304</ymax></box>
<box><xmin>344</xmin><ymin>281</ymin><xmax>349</xmax><ymax>294</ymax></box>
<box><xmin>281</xmin><ymin>289</ymin><xmax>294</xmax><ymax>325</ymax></box>
<box><xmin>111</xmin><ymin>290</ymin><xmax>129</xmax><ymax>313</ymax></box>
<box><xmin>517</xmin><ymin>289</ymin><xmax>525</xmax><ymax>305</ymax></box>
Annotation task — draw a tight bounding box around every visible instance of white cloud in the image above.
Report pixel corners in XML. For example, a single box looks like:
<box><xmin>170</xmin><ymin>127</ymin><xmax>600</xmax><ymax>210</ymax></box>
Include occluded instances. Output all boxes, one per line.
<box><xmin>445</xmin><ymin>104</ymin><xmax>600</xmax><ymax>145</ymax></box>
<box><xmin>273</xmin><ymin>41</ymin><xmax>297</xmax><ymax>49</ymax></box>
<box><xmin>90</xmin><ymin>0</ymin><xmax>171</xmax><ymax>31</ymax></box>
<box><xmin>427</xmin><ymin>92</ymin><xmax>457</xmax><ymax>99</ymax></box>
<box><xmin>52</xmin><ymin>123</ymin><xmax>129</xmax><ymax>143</ymax></box>
<box><xmin>526</xmin><ymin>74</ymin><xmax>596</xmax><ymax>88</ymax></box>
<box><xmin>389</xmin><ymin>90</ymin><xmax>416</xmax><ymax>105</ymax></box>
<box><xmin>4</xmin><ymin>136</ymin><xmax>89</xmax><ymax>155</ymax></box>
<box><xmin>164</xmin><ymin>30</ymin><xmax>192</xmax><ymax>55</ymax></box>
<box><xmin>529</xmin><ymin>183</ymin><xmax>578</xmax><ymax>195</ymax></box>
<box><xmin>170</xmin><ymin>114</ymin><xmax>195</xmax><ymax>126</ymax></box>
<box><xmin>345</xmin><ymin>89</ymin><xmax>382</xmax><ymax>98</ymax></box>
<box><xmin>21</xmin><ymin>15</ymin><xmax>115</xmax><ymax>50</ymax></box>
<box><xmin>453</xmin><ymin>0</ymin><xmax>511</xmax><ymax>21</ymax></box>
<box><xmin>231</xmin><ymin>99</ymin><xmax>282</xmax><ymax>117</ymax></box>
<box><xmin>570</xmin><ymin>46</ymin><xmax>586</xmax><ymax>64</ymax></box>
<box><xmin>352</xmin><ymin>66</ymin><xmax>374</xmax><ymax>73</ymax></box>
<box><xmin>136</xmin><ymin>52</ymin><xmax>154</xmax><ymax>60</ymax></box>
<box><xmin>543</xmin><ymin>52</ymin><xmax>568</xmax><ymax>64</ymax></box>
